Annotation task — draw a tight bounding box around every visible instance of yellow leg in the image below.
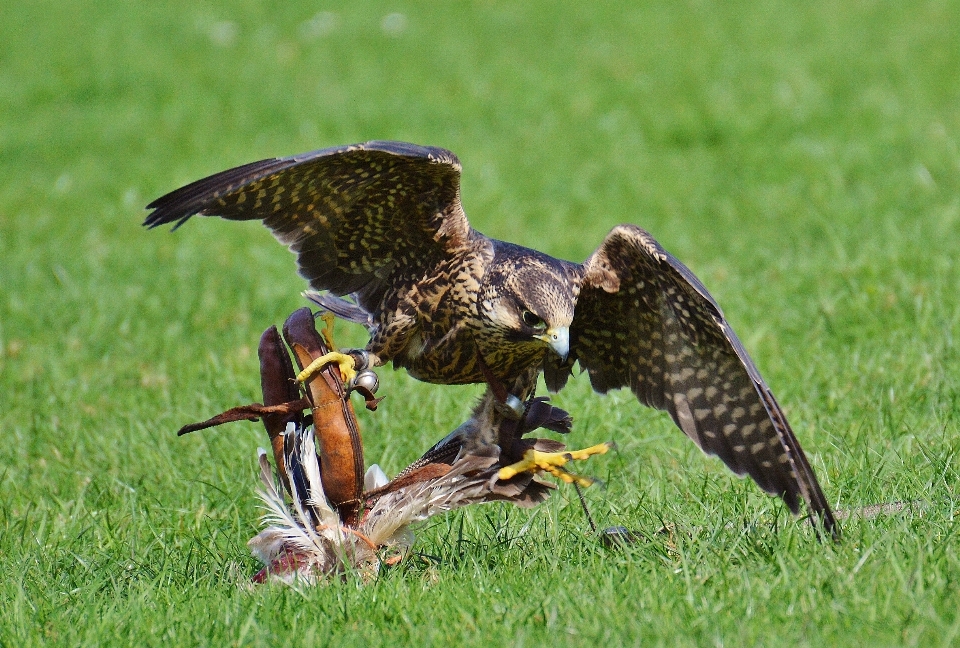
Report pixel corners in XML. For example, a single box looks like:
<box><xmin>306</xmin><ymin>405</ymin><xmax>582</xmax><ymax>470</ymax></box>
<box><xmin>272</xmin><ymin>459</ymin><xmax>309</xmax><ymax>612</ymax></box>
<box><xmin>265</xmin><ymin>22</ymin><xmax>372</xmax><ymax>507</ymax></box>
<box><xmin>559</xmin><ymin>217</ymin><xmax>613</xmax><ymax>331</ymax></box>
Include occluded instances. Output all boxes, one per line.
<box><xmin>498</xmin><ymin>442</ymin><xmax>612</xmax><ymax>487</ymax></box>
<box><xmin>296</xmin><ymin>351</ymin><xmax>357</xmax><ymax>385</ymax></box>
<box><xmin>319</xmin><ymin>311</ymin><xmax>337</xmax><ymax>350</ymax></box>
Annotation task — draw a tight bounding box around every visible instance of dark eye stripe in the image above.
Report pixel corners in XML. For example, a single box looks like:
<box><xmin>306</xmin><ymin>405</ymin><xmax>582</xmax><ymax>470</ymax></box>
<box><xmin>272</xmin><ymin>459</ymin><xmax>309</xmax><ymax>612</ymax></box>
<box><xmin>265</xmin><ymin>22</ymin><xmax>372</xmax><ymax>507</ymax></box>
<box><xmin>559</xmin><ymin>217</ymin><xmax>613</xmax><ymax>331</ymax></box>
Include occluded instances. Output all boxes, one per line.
<box><xmin>521</xmin><ymin>310</ymin><xmax>543</xmax><ymax>327</ymax></box>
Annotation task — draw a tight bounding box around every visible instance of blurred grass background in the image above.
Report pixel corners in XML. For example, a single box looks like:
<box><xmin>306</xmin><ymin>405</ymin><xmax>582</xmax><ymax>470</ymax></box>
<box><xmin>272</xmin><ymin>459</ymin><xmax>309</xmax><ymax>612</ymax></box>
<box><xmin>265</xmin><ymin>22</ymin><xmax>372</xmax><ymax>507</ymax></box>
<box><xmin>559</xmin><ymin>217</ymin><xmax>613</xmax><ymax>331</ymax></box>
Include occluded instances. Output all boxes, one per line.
<box><xmin>1</xmin><ymin>0</ymin><xmax>959</xmax><ymax>645</ymax></box>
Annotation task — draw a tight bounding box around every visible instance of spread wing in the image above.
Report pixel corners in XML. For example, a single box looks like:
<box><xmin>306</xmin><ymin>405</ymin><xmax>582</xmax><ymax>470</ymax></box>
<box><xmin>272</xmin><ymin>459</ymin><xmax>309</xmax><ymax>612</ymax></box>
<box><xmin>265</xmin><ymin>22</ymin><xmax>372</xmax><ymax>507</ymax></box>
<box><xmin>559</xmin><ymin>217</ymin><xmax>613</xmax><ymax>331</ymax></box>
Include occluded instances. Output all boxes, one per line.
<box><xmin>144</xmin><ymin>141</ymin><xmax>474</xmax><ymax>312</ymax></box>
<box><xmin>562</xmin><ymin>224</ymin><xmax>838</xmax><ymax>537</ymax></box>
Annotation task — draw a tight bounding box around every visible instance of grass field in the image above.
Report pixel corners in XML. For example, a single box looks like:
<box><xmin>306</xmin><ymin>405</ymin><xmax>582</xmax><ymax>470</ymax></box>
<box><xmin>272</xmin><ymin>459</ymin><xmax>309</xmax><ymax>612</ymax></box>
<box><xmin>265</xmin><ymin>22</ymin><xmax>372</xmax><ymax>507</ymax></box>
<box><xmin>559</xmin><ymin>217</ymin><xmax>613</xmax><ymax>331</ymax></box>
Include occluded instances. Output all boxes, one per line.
<box><xmin>2</xmin><ymin>0</ymin><xmax>959</xmax><ymax>645</ymax></box>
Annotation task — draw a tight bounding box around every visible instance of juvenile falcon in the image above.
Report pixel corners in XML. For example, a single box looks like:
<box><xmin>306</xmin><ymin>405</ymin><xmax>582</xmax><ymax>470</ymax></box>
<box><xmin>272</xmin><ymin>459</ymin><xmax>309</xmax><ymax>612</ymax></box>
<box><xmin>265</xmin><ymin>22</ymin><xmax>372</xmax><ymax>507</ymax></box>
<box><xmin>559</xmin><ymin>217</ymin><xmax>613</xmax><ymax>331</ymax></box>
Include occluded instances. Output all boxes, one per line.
<box><xmin>145</xmin><ymin>141</ymin><xmax>838</xmax><ymax>538</ymax></box>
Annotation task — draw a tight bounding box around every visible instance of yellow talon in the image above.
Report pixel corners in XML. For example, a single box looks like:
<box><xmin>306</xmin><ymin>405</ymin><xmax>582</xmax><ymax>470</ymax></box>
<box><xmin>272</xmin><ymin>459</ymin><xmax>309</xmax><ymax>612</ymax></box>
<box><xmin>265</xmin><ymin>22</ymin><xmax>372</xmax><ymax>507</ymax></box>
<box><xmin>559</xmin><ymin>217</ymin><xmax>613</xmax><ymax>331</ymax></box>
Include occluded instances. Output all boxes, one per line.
<box><xmin>497</xmin><ymin>442</ymin><xmax>612</xmax><ymax>487</ymax></box>
<box><xmin>296</xmin><ymin>351</ymin><xmax>357</xmax><ymax>385</ymax></box>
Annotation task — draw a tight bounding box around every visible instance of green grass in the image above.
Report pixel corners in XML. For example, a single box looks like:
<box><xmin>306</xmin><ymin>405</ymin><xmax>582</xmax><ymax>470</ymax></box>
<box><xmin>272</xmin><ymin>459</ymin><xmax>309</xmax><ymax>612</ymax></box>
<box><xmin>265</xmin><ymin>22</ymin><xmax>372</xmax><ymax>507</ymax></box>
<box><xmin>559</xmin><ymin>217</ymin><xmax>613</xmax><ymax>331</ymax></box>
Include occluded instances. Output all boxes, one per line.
<box><xmin>2</xmin><ymin>0</ymin><xmax>959</xmax><ymax>645</ymax></box>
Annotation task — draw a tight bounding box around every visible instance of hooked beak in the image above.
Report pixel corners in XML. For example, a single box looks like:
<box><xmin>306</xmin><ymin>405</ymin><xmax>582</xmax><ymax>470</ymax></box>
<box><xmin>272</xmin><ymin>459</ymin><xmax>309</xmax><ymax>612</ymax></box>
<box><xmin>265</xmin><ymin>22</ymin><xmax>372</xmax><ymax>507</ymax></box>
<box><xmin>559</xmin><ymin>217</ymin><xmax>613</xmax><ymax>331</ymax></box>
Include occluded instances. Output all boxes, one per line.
<box><xmin>537</xmin><ymin>326</ymin><xmax>570</xmax><ymax>362</ymax></box>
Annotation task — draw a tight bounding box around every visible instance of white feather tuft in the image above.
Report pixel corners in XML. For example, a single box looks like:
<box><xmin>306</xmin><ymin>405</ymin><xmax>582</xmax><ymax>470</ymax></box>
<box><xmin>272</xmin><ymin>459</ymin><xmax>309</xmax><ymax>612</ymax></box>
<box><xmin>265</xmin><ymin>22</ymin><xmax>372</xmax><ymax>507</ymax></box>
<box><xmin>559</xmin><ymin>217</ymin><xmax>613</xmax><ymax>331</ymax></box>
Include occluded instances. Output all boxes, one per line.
<box><xmin>364</xmin><ymin>464</ymin><xmax>389</xmax><ymax>491</ymax></box>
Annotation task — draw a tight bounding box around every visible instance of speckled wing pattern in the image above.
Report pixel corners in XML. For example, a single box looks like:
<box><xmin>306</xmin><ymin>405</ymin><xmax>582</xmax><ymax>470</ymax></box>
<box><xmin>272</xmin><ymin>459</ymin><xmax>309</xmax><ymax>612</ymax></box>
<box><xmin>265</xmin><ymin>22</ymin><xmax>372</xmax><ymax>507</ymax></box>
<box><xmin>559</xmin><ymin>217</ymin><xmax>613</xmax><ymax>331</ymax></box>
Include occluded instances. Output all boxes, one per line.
<box><xmin>563</xmin><ymin>225</ymin><xmax>837</xmax><ymax>535</ymax></box>
<box><xmin>144</xmin><ymin>141</ymin><xmax>474</xmax><ymax>313</ymax></box>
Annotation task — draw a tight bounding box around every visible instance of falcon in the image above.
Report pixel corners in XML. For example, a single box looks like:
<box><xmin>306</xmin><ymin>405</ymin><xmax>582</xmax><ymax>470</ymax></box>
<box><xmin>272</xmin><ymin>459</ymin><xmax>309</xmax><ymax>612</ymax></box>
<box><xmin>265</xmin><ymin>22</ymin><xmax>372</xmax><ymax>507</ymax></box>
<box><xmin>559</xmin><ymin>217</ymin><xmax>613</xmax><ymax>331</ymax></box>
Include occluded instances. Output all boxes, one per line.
<box><xmin>145</xmin><ymin>140</ymin><xmax>839</xmax><ymax>538</ymax></box>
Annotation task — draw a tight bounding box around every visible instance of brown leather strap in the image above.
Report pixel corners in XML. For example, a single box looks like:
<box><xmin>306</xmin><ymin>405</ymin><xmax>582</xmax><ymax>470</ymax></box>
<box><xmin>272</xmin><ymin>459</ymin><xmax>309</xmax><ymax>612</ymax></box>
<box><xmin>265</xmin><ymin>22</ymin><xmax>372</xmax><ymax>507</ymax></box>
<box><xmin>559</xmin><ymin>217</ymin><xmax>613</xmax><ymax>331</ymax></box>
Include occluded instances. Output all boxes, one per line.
<box><xmin>175</xmin><ymin>399</ymin><xmax>311</xmax><ymax>437</ymax></box>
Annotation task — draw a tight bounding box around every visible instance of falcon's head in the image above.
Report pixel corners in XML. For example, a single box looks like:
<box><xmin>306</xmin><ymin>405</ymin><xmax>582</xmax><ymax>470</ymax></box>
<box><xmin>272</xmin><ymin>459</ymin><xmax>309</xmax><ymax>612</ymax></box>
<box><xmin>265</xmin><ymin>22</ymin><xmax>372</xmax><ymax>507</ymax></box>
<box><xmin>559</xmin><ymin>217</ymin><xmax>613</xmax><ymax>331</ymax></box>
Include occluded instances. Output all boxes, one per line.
<box><xmin>478</xmin><ymin>250</ymin><xmax>576</xmax><ymax>363</ymax></box>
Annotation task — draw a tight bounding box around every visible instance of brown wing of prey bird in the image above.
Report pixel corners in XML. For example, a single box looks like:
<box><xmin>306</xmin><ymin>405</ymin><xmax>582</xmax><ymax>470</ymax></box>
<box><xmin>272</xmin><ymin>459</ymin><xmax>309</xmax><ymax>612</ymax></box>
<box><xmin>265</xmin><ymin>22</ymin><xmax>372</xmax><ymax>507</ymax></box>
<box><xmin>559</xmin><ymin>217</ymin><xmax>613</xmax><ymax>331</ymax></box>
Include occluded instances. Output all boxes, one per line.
<box><xmin>145</xmin><ymin>140</ymin><xmax>838</xmax><ymax>539</ymax></box>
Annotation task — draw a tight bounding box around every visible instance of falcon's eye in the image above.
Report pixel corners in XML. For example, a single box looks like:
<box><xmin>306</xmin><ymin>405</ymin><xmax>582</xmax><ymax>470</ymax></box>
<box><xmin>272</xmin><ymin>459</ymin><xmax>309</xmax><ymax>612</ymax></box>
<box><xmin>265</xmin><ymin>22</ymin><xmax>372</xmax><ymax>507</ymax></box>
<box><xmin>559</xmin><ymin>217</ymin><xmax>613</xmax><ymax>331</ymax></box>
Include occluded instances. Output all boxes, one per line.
<box><xmin>521</xmin><ymin>310</ymin><xmax>544</xmax><ymax>328</ymax></box>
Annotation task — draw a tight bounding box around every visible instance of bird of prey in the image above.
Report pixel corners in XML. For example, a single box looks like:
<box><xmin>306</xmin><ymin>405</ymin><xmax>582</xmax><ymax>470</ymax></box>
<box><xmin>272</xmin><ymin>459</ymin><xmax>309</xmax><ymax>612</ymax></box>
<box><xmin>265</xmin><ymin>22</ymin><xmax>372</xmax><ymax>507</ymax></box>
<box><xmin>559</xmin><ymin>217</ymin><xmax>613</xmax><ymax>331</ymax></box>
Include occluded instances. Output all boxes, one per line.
<box><xmin>145</xmin><ymin>140</ymin><xmax>838</xmax><ymax>538</ymax></box>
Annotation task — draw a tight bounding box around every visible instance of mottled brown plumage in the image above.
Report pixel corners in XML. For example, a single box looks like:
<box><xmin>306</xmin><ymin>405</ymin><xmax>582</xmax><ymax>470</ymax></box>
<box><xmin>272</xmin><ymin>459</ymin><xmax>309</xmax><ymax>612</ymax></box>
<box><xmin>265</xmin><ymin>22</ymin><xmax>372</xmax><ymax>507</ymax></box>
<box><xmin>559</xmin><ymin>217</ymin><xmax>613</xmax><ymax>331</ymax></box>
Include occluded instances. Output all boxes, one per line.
<box><xmin>145</xmin><ymin>141</ymin><xmax>838</xmax><ymax>538</ymax></box>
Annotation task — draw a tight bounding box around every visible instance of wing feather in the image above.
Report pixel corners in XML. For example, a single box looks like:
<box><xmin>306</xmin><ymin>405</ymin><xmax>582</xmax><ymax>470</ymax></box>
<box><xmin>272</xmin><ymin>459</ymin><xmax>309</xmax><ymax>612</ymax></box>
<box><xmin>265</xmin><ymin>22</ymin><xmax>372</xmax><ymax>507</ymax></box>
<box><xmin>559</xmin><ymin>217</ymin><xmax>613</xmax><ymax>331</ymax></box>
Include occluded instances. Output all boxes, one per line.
<box><xmin>144</xmin><ymin>141</ymin><xmax>474</xmax><ymax>313</ymax></box>
<box><xmin>570</xmin><ymin>224</ymin><xmax>838</xmax><ymax>537</ymax></box>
